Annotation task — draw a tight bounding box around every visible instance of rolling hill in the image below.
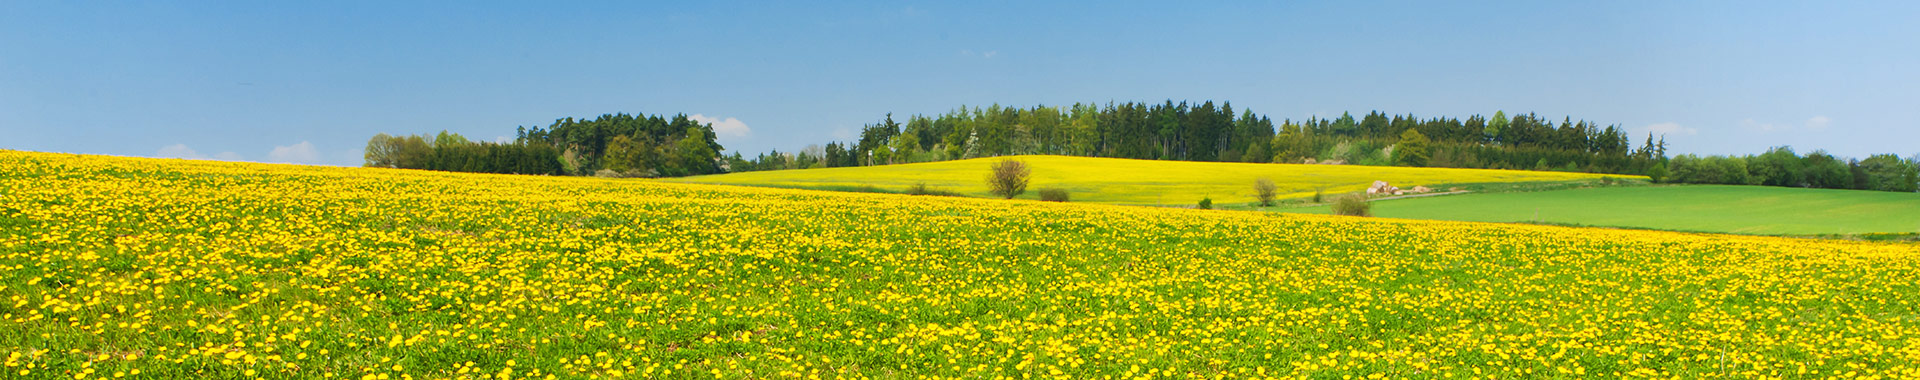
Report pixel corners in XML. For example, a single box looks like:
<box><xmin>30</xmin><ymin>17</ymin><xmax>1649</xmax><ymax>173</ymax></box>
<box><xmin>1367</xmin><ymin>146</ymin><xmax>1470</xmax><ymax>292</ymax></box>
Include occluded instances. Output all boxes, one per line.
<box><xmin>3</xmin><ymin>150</ymin><xmax>1915</xmax><ymax>377</ymax></box>
<box><xmin>668</xmin><ymin>155</ymin><xmax>1632</xmax><ymax>205</ymax></box>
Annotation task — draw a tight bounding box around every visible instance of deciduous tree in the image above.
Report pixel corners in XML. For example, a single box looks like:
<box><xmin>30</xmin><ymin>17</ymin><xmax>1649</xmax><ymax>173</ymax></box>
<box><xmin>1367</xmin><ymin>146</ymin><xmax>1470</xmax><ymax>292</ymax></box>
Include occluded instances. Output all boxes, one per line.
<box><xmin>986</xmin><ymin>159</ymin><xmax>1030</xmax><ymax>199</ymax></box>
<box><xmin>1394</xmin><ymin>129</ymin><xmax>1431</xmax><ymax>167</ymax></box>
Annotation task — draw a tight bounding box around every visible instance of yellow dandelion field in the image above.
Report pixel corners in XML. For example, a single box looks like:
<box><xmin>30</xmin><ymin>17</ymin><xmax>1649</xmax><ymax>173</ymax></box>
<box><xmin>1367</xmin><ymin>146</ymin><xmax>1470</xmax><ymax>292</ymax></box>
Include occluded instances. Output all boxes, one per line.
<box><xmin>1</xmin><ymin>150</ymin><xmax>1916</xmax><ymax>379</ymax></box>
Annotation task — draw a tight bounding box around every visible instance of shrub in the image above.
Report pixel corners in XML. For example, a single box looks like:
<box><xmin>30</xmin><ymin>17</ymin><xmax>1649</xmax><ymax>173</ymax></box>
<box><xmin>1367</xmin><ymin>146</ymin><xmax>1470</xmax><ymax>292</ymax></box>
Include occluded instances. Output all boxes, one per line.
<box><xmin>1331</xmin><ymin>194</ymin><xmax>1371</xmax><ymax>217</ymax></box>
<box><xmin>1312</xmin><ymin>188</ymin><xmax>1325</xmax><ymax>203</ymax></box>
<box><xmin>1647</xmin><ymin>162</ymin><xmax>1668</xmax><ymax>183</ymax></box>
<box><xmin>1038</xmin><ymin>188</ymin><xmax>1070</xmax><ymax>202</ymax></box>
<box><xmin>906</xmin><ymin>182</ymin><xmax>962</xmax><ymax>197</ymax></box>
<box><xmin>592</xmin><ymin>169</ymin><xmax>648</xmax><ymax>178</ymax></box>
<box><xmin>986</xmin><ymin>159</ymin><xmax>1030</xmax><ymax>199</ymax></box>
<box><xmin>1197</xmin><ymin>197</ymin><xmax>1213</xmax><ymax>210</ymax></box>
<box><xmin>1253</xmin><ymin>178</ymin><xmax>1278</xmax><ymax>207</ymax></box>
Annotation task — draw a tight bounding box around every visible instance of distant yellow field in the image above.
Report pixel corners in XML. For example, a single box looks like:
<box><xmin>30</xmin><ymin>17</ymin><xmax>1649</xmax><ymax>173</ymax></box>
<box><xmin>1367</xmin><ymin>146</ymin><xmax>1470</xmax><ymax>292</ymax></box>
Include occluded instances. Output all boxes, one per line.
<box><xmin>670</xmin><ymin>155</ymin><xmax>1636</xmax><ymax>205</ymax></box>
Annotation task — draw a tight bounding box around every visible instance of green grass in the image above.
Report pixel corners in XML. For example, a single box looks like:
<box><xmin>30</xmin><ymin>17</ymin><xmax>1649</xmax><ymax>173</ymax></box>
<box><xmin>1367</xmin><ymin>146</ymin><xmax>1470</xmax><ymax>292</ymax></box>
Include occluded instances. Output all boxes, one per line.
<box><xmin>671</xmin><ymin>155</ymin><xmax>1631</xmax><ymax>205</ymax></box>
<box><xmin>1288</xmin><ymin>185</ymin><xmax>1920</xmax><ymax>235</ymax></box>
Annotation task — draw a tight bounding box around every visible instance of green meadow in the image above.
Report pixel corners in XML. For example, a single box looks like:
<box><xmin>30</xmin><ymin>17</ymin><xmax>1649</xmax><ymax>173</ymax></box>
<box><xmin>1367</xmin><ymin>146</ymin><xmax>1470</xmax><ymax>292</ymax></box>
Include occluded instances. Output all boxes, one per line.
<box><xmin>1289</xmin><ymin>185</ymin><xmax>1920</xmax><ymax>235</ymax></box>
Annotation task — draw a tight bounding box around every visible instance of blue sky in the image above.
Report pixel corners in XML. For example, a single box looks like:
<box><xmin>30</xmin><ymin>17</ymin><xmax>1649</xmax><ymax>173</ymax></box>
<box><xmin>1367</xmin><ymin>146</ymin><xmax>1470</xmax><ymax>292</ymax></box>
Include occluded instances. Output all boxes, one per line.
<box><xmin>3</xmin><ymin>1</ymin><xmax>1916</xmax><ymax>166</ymax></box>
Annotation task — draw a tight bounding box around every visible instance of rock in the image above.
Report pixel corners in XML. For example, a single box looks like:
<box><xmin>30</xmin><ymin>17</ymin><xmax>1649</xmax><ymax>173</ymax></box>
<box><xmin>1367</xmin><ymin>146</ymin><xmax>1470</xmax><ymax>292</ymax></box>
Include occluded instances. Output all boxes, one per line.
<box><xmin>1366</xmin><ymin>180</ymin><xmax>1399</xmax><ymax>195</ymax></box>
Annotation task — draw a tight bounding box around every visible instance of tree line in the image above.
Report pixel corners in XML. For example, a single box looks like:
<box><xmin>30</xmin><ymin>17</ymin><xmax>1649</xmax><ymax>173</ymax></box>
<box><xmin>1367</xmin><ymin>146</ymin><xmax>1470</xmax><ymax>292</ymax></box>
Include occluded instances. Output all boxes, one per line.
<box><xmin>1662</xmin><ymin>148</ymin><xmax>1918</xmax><ymax>192</ymax></box>
<box><xmin>730</xmin><ymin>102</ymin><xmax>1666</xmax><ymax>176</ymax></box>
<box><xmin>364</xmin><ymin>112</ymin><xmax>725</xmax><ymax>177</ymax></box>
<box><xmin>363</xmin><ymin>131</ymin><xmax>564</xmax><ymax>175</ymax></box>
<box><xmin>360</xmin><ymin>103</ymin><xmax>1917</xmax><ymax>194</ymax></box>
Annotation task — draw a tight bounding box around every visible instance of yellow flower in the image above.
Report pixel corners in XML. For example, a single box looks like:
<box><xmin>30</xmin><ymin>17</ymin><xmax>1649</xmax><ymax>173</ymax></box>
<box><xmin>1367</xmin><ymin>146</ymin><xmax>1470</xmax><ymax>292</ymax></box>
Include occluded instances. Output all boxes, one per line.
<box><xmin>2</xmin><ymin>150</ymin><xmax>1914</xmax><ymax>379</ymax></box>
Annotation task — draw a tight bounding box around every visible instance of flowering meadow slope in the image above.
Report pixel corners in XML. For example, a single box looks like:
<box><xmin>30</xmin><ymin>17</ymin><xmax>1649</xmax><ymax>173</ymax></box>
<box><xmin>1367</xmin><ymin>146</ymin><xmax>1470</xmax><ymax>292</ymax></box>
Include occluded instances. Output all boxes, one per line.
<box><xmin>668</xmin><ymin>155</ymin><xmax>1628</xmax><ymax>205</ymax></box>
<box><xmin>0</xmin><ymin>150</ymin><xmax>1915</xmax><ymax>379</ymax></box>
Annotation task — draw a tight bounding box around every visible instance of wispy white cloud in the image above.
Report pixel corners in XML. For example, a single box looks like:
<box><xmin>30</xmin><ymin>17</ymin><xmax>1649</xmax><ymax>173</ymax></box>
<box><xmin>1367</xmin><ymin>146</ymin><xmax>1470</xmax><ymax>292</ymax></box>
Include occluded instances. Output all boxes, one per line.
<box><xmin>1805</xmin><ymin>116</ymin><xmax>1831</xmax><ymax>130</ymax></box>
<box><xmin>156</xmin><ymin>144</ymin><xmax>206</xmax><ymax>160</ymax></box>
<box><xmin>960</xmin><ymin>49</ymin><xmax>1000</xmax><ymax>59</ymax></box>
<box><xmin>689</xmin><ymin>114</ymin><xmax>752</xmax><ymax>138</ymax></box>
<box><xmin>267</xmin><ymin>141</ymin><xmax>321</xmax><ymax>164</ymax></box>
<box><xmin>1740</xmin><ymin>118</ymin><xmax>1781</xmax><ymax>132</ymax></box>
<box><xmin>1643</xmin><ymin>122</ymin><xmax>1697</xmax><ymax>136</ymax></box>
<box><xmin>156</xmin><ymin>143</ymin><xmax>241</xmax><ymax>161</ymax></box>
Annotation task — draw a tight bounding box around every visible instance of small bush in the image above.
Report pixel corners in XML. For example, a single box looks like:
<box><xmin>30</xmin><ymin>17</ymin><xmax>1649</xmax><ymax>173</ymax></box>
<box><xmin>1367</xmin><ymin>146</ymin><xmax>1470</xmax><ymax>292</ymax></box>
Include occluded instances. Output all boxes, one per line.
<box><xmin>1331</xmin><ymin>194</ymin><xmax>1371</xmax><ymax>217</ymax></box>
<box><xmin>1038</xmin><ymin>188</ymin><xmax>1070</xmax><ymax>202</ymax></box>
<box><xmin>906</xmin><ymin>182</ymin><xmax>962</xmax><ymax>197</ymax></box>
<box><xmin>1197</xmin><ymin>197</ymin><xmax>1213</xmax><ymax>210</ymax></box>
<box><xmin>1253</xmin><ymin>178</ymin><xmax>1278</xmax><ymax>207</ymax></box>
<box><xmin>1312</xmin><ymin>188</ymin><xmax>1325</xmax><ymax>203</ymax></box>
<box><xmin>592</xmin><ymin>169</ymin><xmax>649</xmax><ymax>178</ymax></box>
<box><xmin>818</xmin><ymin>184</ymin><xmax>890</xmax><ymax>194</ymax></box>
<box><xmin>986</xmin><ymin>159</ymin><xmax>1030</xmax><ymax>199</ymax></box>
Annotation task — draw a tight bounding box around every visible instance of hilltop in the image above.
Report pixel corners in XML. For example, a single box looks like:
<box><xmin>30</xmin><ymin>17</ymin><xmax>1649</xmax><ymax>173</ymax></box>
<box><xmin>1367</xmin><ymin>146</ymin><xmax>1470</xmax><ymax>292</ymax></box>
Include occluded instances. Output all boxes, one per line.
<box><xmin>668</xmin><ymin>155</ymin><xmax>1628</xmax><ymax>205</ymax></box>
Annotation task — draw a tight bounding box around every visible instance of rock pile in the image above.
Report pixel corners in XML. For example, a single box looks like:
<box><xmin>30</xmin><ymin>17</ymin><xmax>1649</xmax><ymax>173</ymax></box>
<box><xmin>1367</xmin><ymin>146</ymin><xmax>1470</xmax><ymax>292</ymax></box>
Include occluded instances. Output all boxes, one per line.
<box><xmin>1366</xmin><ymin>181</ymin><xmax>1434</xmax><ymax>196</ymax></box>
<box><xmin>1366</xmin><ymin>181</ymin><xmax>1398</xmax><ymax>195</ymax></box>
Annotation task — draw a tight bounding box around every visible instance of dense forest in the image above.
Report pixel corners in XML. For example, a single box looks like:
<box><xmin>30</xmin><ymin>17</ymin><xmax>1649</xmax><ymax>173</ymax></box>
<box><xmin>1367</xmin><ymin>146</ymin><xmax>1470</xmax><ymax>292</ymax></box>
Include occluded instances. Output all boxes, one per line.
<box><xmin>364</xmin><ymin>113</ymin><xmax>725</xmax><ymax>177</ymax></box>
<box><xmin>362</xmin><ymin>131</ymin><xmax>564</xmax><ymax>175</ymax></box>
<box><xmin>731</xmin><ymin>101</ymin><xmax>1665</xmax><ymax>175</ymax></box>
<box><xmin>361</xmin><ymin>101</ymin><xmax>1917</xmax><ymax>193</ymax></box>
